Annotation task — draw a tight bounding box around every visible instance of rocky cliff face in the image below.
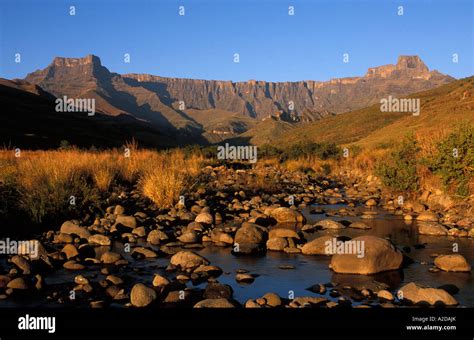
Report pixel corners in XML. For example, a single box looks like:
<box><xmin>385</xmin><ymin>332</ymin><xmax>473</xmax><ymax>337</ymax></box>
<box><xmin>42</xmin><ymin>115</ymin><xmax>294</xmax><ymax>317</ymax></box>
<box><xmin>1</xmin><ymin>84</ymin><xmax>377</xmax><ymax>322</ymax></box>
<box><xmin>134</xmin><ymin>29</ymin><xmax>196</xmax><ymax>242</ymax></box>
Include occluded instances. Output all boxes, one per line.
<box><xmin>25</xmin><ymin>55</ymin><xmax>454</xmax><ymax>137</ymax></box>
<box><xmin>124</xmin><ymin>55</ymin><xmax>453</xmax><ymax>120</ymax></box>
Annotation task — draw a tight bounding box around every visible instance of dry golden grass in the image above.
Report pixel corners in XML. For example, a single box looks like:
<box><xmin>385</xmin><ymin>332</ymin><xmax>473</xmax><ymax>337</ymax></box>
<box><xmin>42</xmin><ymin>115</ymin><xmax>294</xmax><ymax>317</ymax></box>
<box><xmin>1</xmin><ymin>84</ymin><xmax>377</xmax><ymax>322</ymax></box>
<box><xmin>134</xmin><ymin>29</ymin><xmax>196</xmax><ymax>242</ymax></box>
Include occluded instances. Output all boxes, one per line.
<box><xmin>255</xmin><ymin>158</ymin><xmax>281</xmax><ymax>169</ymax></box>
<box><xmin>283</xmin><ymin>159</ymin><xmax>308</xmax><ymax>173</ymax></box>
<box><xmin>415</xmin><ymin>128</ymin><xmax>450</xmax><ymax>159</ymax></box>
<box><xmin>280</xmin><ymin>156</ymin><xmax>338</xmax><ymax>176</ymax></box>
<box><xmin>139</xmin><ymin>150</ymin><xmax>202</xmax><ymax>208</ymax></box>
<box><xmin>349</xmin><ymin>148</ymin><xmax>388</xmax><ymax>173</ymax></box>
<box><xmin>0</xmin><ymin>146</ymin><xmax>203</xmax><ymax>222</ymax></box>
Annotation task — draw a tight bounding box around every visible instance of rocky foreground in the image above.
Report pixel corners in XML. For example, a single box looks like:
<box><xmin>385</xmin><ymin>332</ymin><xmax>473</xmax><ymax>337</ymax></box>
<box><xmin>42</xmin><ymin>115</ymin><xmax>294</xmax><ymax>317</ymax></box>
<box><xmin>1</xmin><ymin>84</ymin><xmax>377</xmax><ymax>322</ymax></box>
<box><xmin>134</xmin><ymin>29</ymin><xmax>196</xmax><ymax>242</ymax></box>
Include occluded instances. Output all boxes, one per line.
<box><xmin>0</xmin><ymin>165</ymin><xmax>472</xmax><ymax>308</ymax></box>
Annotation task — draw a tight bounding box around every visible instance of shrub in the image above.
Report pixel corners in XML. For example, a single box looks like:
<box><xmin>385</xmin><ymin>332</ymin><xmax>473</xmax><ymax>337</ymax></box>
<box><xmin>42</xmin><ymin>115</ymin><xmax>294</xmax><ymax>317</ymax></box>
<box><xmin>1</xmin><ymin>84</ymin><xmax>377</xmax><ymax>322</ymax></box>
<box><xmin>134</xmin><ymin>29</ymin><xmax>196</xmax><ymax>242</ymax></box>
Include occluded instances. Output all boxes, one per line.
<box><xmin>283</xmin><ymin>142</ymin><xmax>341</xmax><ymax>161</ymax></box>
<box><xmin>259</xmin><ymin>144</ymin><xmax>283</xmax><ymax>159</ymax></box>
<box><xmin>375</xmin><ymin>135</ymin><xmax>420</xmax><ymax>191</ymax></box>
<box><xmin>428</xmin><ymin>124</ymin><xmax>473</xmax><ymax>197</ymax></box>
<box><xmin>58</xmin><ymin>140</ymin><xmax>72</xmax><ymax>150</ymax></box>
<box><xmin>321</xmin><ymin>163</ymin><xmax>332</xmax><ymax>176</ymax></box>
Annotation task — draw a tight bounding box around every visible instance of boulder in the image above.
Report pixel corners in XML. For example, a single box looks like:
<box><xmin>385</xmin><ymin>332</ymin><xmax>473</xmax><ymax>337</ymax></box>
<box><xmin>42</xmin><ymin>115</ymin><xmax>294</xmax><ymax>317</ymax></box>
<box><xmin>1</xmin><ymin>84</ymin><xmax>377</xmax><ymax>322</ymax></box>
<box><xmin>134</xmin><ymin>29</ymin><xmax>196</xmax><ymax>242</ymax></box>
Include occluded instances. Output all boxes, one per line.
<box><xmin>106</xmin><ymin>275</ymin><xmax>123</xmax><ymax>285</ymax></box>
<box><xmin>88</xmin><ymin>234</ymin><xmax>111</xmax><ymax>246</ymax></box>
<box><xmin>132</xmin><ymin>226</ymin><xmax>146</xmax><ymax>237</ymax></box>
<box><xmin>163</xmin><ymin>290</ymin><xmax>191</xmax><ymax>304</ymax></box>
<box><xmin>365</xmin><ymin>198</ymin><xmax>378</xmax><ymax>207</ymax></box>
<box><xmin>434</xmin><ymin>254</ymin><xmax>471</xmax><ymax>272</ymax></box>
<box><xmin>0</xmin><ymin>275</ymin><xmax>11</xmax><ymax>288</ymax></box>
<box><xmin>130</xmin><ymin>283</ymin><xmax>157</xmax><ymax>307</ymax></box>
<box><xmin>234</xmin><ymin>222</ymin><xmax>267</xmax><ymax>254</ymax></box>
<box><xmin>398</xmin><ymin>282</ymin><xmax>458</xmax><ymax>306</ymax></box>
<box><xmin>330</xmin><ymin>236</ymin><xmax>403</xmax><ymax>274</ymax></box>
<box><xmin>262</xmin><ymin>292</ymin><xmax>282</xmax><ymax>307</ymax></box>
<box><xmin>177</xmin><ymin>231</ymin><xmax>199</xmax><ymax>244</ymax></box>
<box><xmin>203</xmin><ymin>282</ymin><xmax>233</xmax><ymax>299</ymax></box>
<box><xmin>11</xmin><ymin>255</ymin><xmax>31</xmax><ymax>274</ymax></box>
<box><xmin>210</xmin><ymin>230</ymin><xmax>234</xmax><ymax>245</ymax></box>
<box><xmin>289</xmin><ymin>296</ymin><xmax>327</xmax><ymax>308</ymax></box>
<box><xmin>266</xmin><ymin>237</ymin><xmax>288</xmax><ymax>251</ymax></box>
<box><xmin>7</xmin><ymin>277</ymin><xmax>28</xmax><ymax>290</ymax></box>
<box><xmin>349</xmin><ymin>222</ymin><xmax>371</xmax><ymax>230</ymax></box>
<box><xmin>314</xmin><ymin>219</ymin><xmax>345</xmax><ymax>230</ymax></box>
<box><xmin>377</xmin><ymin>289</ymin><xmax>394</xmax><ymax>301</ymax></box>
<box><xmin>113</xmin><ymin>205</ymin><xmax>126</xmax><ymax>215</ymax></box>
<box><xmin>418</xmin><ymin>222</ymin><xmax>448</xmax><ymax>236</ymax></box>
<box><xmin>302</xmin><ymin>235</ymin><xmax>336</xmax><ymax>255</ymax></box>
<box><xmin>194</xmin><ymin>298</ymin><xmax>235</xmax><ymax>308</ymax></box>
<box><xmin>147</xmin><ymin>229</ymin><xmax>168</xmax><ymax>245</ymax></box>
<box><xmin>195</xmin><ymin>212</ymin><xmax>213</xmax><ymax>224</ymax></box>
<box><xmin>407</xmin><ymin>201</ymin><xmax>426</xmax><ymax>213</ymax></box>
<box><xmin>115</xmin><ymin>215</ymin><xmax>137</xmax><ymax>229</ymax></box>
<box><xmin>17</xmin><ymin>240</ymin><xmax>51</xmax><ymax>265</ymax></box>
<box><xmin>235</xmin><ymin>273</ymin><xmax>255</xmax><ymax>283</ymax></box>
<box><xmin>270</xmin><ymin>207</ymin><xmax>305</xmax><ymax>224</ymax></box>
<box><xmin>132</xmin><ymin>247</ymin><xmax>157</xmax><ymax>258</ymax></box>
<box><xmin>170</xmin><ymin>251</ymin><xmax>209</xmax><ymax>270</ymax></box>
<box><xmin>152</xmin><ymin>274</ymin><xmax>170</xmax><ymax>287</ymax></box>
<box><xmin>416</xmin><ymin>212</ymin><xmax>439</xmax><ymax>222</ymax></box>
<box><xmin>63</xmin><ymin>260</ymin><xmax>85</xmax><ymax>270</ymax></box>
<box><xmin>268</xmin><ymin>228</ymin><xmax>299</xmax><ymax>239</ymax></box>
<box><xmin>61</xmin><ymin>244</ymin><xmax>79</xmax><ymax>259</ymax></box>
<box><xmin>100</xmin><ymin>251</ymin><xmax>122</xmax><ymax>264</ymax></box>
<box><xmin>234</xmin><ymin>222</ymin><xmax>267</xmax><ymax>245</ymax></box>
<box><xmin>245</xmin><ymin>299</ymin><xmax>262</xmax><ymax>308</ymax></box>
<box><xmin>60</xmin><ymin>221</ymin><xmax>90</xmax><ymax>239</ymax></box>
<box><xmin>193</xmin><ymin>265</ymin><xmax>223</xmax><ymax>277</ymax></box>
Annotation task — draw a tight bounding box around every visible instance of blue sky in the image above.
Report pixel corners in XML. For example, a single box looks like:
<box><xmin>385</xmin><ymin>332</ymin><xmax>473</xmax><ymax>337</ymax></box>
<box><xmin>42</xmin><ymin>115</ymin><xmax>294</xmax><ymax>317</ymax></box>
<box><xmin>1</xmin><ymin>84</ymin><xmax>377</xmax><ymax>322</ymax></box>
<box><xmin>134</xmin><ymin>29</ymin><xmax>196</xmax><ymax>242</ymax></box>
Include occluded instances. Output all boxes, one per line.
<box><xmin>0</xmin><ymin>0</ymin><xmax>472</xmax><ymax>82</ymax></box>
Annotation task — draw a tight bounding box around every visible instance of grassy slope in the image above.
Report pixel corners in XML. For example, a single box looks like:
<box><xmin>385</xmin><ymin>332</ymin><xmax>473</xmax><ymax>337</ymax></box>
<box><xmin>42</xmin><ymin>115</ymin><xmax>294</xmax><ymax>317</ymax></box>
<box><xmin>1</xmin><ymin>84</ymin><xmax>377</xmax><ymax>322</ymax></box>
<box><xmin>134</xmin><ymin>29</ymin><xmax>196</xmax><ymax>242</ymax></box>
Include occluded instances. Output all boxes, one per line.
<box><xmin>356</xmin><ymin>77</ymin><xmax>474</xmax><ymax>148</ymax></box>
<box><xmin>241</xmin><ymin>118</ymin><xmax>297</xmax><ymax>146</ymax></box>
<box><xmin>272</xmin><ymin>76</ymin><xmax>473</xmax><ymax>148</ymax></box>
<box><xmin>185</xmin><ymin>108</ymin><xmax>259</xmax><ymax>143</ymax></box>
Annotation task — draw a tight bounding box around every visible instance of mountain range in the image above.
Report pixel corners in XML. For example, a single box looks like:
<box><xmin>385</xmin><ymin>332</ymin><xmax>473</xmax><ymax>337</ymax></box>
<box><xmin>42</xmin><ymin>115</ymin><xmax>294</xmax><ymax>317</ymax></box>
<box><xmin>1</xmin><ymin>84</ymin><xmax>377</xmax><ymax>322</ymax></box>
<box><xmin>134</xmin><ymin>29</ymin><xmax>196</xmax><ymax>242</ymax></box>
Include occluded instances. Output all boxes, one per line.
<box><xmin>0</xmin><ymin>54</ymin><xmax>458</xmax><ymax>148</ymax></box>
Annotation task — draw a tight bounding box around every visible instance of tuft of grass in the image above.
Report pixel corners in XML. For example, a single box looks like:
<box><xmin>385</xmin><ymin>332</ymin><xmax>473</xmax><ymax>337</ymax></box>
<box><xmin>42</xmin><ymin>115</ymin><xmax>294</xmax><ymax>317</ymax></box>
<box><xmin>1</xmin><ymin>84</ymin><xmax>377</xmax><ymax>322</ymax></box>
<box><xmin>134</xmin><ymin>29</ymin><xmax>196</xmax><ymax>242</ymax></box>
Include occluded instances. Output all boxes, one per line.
<box><xmin>12</xmin><ymin>150</ymin><xmax>100</xmax><ymax>223</ymax></box>
<box><xmin>92</xmin><ymin>161</ymin><xmax>118</xmax><ymax>193</ymax></box>
<box><xmin>138</xmin><ymin>150</ymin><xmax>202</xmax><ymax>208</ymax></box>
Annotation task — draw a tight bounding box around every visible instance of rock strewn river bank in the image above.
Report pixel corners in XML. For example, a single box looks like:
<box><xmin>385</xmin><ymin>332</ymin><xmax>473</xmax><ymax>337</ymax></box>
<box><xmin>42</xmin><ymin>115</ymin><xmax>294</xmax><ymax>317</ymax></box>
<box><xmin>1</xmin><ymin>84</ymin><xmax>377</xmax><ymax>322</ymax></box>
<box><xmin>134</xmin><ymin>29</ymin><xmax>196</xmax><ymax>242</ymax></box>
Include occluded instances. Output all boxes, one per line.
<box><xmin>0</xmin><ymin>165</ymin><xmax>472</xmax><ymax>308</ymax></box>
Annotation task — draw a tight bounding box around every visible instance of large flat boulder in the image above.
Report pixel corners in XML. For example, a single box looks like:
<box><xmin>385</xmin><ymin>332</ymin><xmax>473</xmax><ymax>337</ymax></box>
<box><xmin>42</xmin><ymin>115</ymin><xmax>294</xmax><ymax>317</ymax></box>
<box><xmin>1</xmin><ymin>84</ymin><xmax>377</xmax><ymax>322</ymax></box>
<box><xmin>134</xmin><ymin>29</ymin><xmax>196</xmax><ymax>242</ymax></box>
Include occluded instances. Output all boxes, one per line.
<box><xmin>434</xmin><ymin>254</ymin><xmax>471</xmax><ymax>272</ymax></box>
<box><xmin>270</xmin><ymin>207</ymin><xmax>306</xmax><ymax>224</ymax></box>
<box><xmin>302</xmin><ymin>235</ymin><xmax>336</xmax><ymax>255</ymax></box>
<box><xmin>234</xmin><ymin>222</ymin><xmax>267</xmax><ymax>244</ymax></box>
<box><xmin>315</xmin><ymin>219</ymin><xmax>345</xmax><ymax>230</ymax></box>
<box><xmin>170</xmin><ymin>251</ymin><xmax>209</xmax><ymax>270</ymax></box>
<box><xmin>398</xmin><ymin>282</ymin><xmax>458</xmax><ymax>306</ymax></box>
<box><xmin>60</xmin><ymin>221</ymin><xmax>90</xmax><ymax>239</ymax></box>
<box><xmin>329</xmin><ymin>236</ymin><xmax>403</xmax><ymax>274</ymax></box>
<box><xmin>418</xmin><ymin>222</ymin><xmax>448</xmax><ymax>236</ymax></box>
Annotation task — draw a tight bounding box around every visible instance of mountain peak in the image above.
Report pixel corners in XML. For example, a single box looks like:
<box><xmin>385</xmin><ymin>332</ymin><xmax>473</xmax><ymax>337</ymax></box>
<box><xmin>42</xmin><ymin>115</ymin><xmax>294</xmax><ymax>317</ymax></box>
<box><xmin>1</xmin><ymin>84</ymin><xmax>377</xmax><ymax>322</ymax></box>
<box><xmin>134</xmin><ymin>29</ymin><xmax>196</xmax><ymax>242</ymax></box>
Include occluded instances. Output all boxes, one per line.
<box><xmin>366</xmin><ymin>55</ymin><xmax>431</xmax><ymax>79</ymax></box>
<box><xmin>396</xmin><ymin>55</ymin><xmax>429</xmax><ymax>72</ymax></box>
<box><xmin>52</xmin><ymin>54</ymin><xmax>102</xmax><ymax>68</ymax></box>
<box><xmin>25</xmin><ymin>54</ymin><xmax>111</xmax><ymax>98</ymax></box>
